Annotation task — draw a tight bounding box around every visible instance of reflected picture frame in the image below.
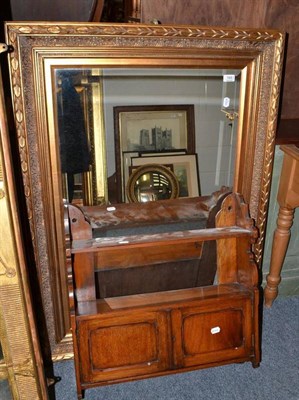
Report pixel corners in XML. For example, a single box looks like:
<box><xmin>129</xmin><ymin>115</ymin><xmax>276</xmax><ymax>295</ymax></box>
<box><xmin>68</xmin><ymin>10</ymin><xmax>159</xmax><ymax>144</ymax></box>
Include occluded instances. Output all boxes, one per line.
<box><xmin>131</xmin><ymin>154</ymin><xmax>200</xmax><ymax>198</ymax></box>
<box><xmin>55</xmin><ymin>67</ymin><xmax>107</xmax><ymax>206</ymax></box>
<box><xmin>114</xmin><ymin>105</ymin><xmax>195</xmax><ymax>202</ymax></box>
<box><xmin>122</xmin><ymin>149</ymin><xmax>187</xmax><ymax>202</ymax></box>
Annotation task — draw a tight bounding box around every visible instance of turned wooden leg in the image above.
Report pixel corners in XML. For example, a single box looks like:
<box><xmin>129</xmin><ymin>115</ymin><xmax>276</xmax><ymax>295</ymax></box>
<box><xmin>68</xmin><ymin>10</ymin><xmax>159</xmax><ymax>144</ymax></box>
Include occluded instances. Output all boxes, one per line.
<box><xmin>264</xmin><ymin>206</ymin><xmax>295</xmax><ymax>307</ymax></box>
<box><xmin>78</xmin><ymin>390</ymin><xmax>84</xmax><ymax>400</ymax></box>
<box><xmin>252</xmin><ymin>361</ymin><xmax>260</xmax><ymax>368</ymax></box>
<box><xmin>77</xmin><ymin>388</ymin><xmax>85</xmax><ymax>399</ymax></box>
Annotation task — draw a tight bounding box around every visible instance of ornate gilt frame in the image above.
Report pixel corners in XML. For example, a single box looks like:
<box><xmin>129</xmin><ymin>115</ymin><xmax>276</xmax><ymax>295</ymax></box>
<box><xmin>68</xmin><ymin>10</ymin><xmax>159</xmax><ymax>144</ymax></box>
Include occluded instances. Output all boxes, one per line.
<box><xmin>4</xmin><ymin>22</ymin><xmax>284</xmax><ymax>360</ymax></box>
<box><xmin>0</xmin><ymin>60</ymin><xmax>48</xmax><ymax>397</ymax></box>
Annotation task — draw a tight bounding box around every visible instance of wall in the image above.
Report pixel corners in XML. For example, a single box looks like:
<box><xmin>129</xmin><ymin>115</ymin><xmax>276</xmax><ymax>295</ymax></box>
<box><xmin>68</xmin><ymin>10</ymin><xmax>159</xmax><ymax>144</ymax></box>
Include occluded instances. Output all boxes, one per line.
<box><xmin>9</xmin><ymin>0</ymin><xmax>96</xmax><ymax>21</ymax></box>
<box><xmin>141</xmin><ymin>0</ymin><xmax>299</xmax><ymax>120</ymax></box>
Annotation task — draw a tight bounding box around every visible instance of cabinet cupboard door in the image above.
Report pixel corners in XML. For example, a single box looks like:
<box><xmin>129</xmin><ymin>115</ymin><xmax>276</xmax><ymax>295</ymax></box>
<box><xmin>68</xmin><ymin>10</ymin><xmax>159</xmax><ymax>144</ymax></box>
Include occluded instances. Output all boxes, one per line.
<box><xmin>77</xmin><ymin>310</ymin><xmax>170</xmax><ymax>383</ymax></box>
<box><xmin>171</xmin><ymin>296</ymin><xmax>253</xmax><ymax>367</ymax></box>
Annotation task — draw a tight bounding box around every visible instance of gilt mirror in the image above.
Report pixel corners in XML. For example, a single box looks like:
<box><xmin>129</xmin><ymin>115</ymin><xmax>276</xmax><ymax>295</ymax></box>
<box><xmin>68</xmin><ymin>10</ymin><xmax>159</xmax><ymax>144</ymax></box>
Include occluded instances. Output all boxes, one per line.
<box><xmin>5</xmin><ymin>22</ymin><xmax>284</xmax><ymax>359</ymax></box>
<box><xmin>126</xmin><ymin>164</ymin><xmax>180</xmax><ymax>203</ymax></box>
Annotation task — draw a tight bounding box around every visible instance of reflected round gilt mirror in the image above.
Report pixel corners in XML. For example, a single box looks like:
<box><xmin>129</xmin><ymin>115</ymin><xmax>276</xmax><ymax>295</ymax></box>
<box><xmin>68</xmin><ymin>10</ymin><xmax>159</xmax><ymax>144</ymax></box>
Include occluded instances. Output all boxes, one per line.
<box><xmin>5</xmin><ymin>22</ymin><xmax>284</xmax><ymax>359</ymax></box>
<box><xmin>126</xmin><ymin>164</ymin><xmax>179</xmax><ymax>203</ymax></box>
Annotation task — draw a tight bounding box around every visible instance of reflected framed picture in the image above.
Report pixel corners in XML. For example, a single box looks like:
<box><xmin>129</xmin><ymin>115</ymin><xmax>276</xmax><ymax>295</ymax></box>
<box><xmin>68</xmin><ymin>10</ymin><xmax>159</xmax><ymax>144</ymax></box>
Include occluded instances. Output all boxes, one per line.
<box><xmin>122</xmin><ymin>149</ymin><xmax>187</xmax><ymax>201</ymax></box>
<box><xmin>114</xmin><ymin>105</ymin><xmax>195</xmax><ymax>201</ymax></box>
<box><xmin>131</xmin><ymin>153</ymin><xmax>200</xmax><ymax>198</ymax></box>
<box><xmin>122</xmin><ymin>151</ymin><xmax>139</xmax><ymax>201</ymax></box>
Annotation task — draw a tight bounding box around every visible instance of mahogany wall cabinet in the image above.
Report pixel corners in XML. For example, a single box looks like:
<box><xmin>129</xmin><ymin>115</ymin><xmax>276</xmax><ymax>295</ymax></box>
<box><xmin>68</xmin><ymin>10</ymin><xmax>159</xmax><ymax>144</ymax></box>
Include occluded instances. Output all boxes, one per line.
<box><xmin>66</xmin><ymin>193</ymin><xmax>261</xmax><ymax>399</ymax></box>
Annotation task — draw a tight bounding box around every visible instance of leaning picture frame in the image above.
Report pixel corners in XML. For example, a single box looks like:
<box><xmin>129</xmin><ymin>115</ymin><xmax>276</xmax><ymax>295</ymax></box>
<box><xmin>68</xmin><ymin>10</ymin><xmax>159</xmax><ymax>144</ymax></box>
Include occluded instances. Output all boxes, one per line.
<box><xmin>131</xmin><ymin>153</ymin><xmax>200</xmax><ymax>198</ymax></box>
<box><xmin>122</xmin><ymin>151</ymin><xmax>139</xmax><ymax>201</ymax></box>
<box><xmin>114</xmin><ymin>105</ymin><xmax>195</xmax><ymax>202</ymax></box>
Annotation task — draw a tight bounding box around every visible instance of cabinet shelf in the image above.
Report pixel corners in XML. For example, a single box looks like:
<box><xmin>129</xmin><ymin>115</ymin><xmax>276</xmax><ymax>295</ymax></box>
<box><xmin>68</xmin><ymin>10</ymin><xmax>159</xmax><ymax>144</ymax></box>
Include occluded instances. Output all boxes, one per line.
<box><xmin>76</xmin><ymin>283</ymin><xmax>252</xmax><ymax>317</ymax></box>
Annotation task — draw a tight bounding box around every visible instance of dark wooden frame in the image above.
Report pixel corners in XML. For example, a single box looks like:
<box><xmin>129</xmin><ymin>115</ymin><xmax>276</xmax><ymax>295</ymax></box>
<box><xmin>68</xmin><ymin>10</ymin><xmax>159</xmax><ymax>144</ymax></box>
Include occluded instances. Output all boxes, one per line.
<box><xmin>114</xmin><ymin>104</ymin><xmax>196</xmax><ymax>202</ymax></box>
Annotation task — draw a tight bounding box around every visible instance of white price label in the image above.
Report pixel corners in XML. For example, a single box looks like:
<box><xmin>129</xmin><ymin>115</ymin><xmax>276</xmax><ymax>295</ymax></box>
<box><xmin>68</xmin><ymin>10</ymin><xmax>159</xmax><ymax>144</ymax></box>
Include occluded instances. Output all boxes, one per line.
<box><xmin>223</xmin><ymin>74</ymin><xmax>235</xmax><ymax>82</ymax></box>
<box><xmin>211</xmin><ymin>326</ymin><xmax>221</xmax><ymax>334</ymax></box>
<box><xmin>223</xmin><ymin>97</ymin><xmax>230</xmax><ymax>108</ymax></box>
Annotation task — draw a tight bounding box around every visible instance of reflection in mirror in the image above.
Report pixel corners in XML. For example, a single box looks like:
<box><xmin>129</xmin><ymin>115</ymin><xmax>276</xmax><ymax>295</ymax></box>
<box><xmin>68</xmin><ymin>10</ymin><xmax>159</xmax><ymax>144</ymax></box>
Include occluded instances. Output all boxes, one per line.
<box><xmin>0</xmin><ymin>379</ymin><xmax>12</xmax><ymax>400</ymax></box>
<box><xmin>55</xmin><ymin>68</ymin><xmax>107</xmax><ymax>205</ymax></box>
<box><xmin>53</xmin><ymin>67</ymin><xmax>240</xmax><ymax>205</ymax></box>
<box><xmin>126</xmin><ymin>164</ymin><xmax>179</xmax><ymax>203</ymax></box>
<box><xmin>56</xmin><ymin>70</ymin><xmax>91</xmax><ymax>203</ymax></box>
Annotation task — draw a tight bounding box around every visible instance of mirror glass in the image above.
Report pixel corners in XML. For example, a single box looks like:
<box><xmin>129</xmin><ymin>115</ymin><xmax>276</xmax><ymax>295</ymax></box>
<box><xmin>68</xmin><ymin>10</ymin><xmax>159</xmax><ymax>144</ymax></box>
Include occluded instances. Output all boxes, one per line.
<box><xmin>134</xmin><ymin>170</ymin><xmax>175</xmax><ymax>202</ymax></box>
<box><xmin>52</xmin><ymin>66</ymin><xmax>241</xmax><ymax>205</ymax></box>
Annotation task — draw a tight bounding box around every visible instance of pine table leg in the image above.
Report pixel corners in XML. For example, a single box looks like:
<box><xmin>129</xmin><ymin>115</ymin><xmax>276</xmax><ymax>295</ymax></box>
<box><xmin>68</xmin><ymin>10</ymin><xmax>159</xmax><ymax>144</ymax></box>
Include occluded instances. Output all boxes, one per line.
<box><xmin>264</xmin><ymin>207</ymin><xmax>295</xmax><ymax>307</ymax></box>
<box><xmin>264</xmin><ymin>145</ymin><xmax>299</xmax><ymax>307</ymax></box>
